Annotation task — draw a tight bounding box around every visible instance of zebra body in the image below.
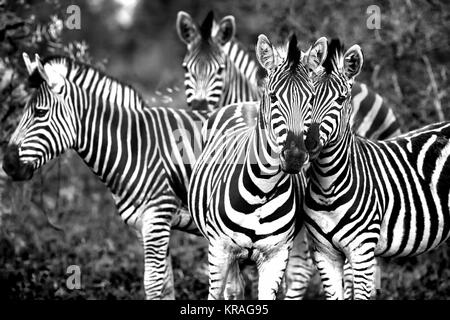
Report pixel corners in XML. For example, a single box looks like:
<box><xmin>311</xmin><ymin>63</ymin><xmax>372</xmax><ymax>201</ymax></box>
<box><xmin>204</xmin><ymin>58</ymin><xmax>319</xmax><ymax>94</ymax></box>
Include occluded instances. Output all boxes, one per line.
<box><xmin>304</xmin><ymin>39</ymin><xmax>450</xmax><ymax>299</ymax></box>
<box><xmin>3</xmin><ymin>54</ymin><xmax>207</xmax><ymax>299</ymax></box>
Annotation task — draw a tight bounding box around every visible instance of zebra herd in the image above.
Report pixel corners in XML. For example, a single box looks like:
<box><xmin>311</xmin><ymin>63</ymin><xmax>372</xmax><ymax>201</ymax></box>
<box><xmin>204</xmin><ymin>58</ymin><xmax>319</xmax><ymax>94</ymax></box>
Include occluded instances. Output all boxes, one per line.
<box><xmin>2</xmin><ymin>11</ymin><xmax>449</xmax><ymax>300</ymax></box>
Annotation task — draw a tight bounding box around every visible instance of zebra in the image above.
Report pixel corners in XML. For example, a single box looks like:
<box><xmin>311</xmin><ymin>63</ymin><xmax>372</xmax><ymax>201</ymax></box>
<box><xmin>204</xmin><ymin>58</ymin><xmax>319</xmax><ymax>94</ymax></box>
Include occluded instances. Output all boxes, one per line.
<box><xmin>2</xmin><ymin>53</ymin><xmax>208</xmax><ymax>299</ymax></box>
<box><xmin>176</xmin><ymin>11</ymin><xmax>401</xmax><ymax>140</ymax></box>
<box><xmin>188</xmin><ymin>34</ymin><xmax>328</xmax><ymax>299</ymax></box>
<box><xmin>177</xmin><ymin>10</ymin><xmax>399</xmax><ymax>300</ymax></box>
<box><xmin>303</xmin><ymin>38</ymin><xmax>450</xmax><ymax>300</ymax></box>
<box><xmin>176</xmin><ymin>10</ymin><xmax>260</xmax><ymax>111</ymax></box>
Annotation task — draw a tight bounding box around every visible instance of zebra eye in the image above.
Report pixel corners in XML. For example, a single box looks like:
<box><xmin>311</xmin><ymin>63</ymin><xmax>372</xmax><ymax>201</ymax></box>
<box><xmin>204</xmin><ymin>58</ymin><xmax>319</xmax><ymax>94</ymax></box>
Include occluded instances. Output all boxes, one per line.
<box><xmin>217</xmin><ymin>66</ymin><xmax>224</xmax><ymax>75</ymax></box>
<box><xmin>336</xmin><ymin>95</ymin><xmax>347</xmax><ymax>104</ymax></box>
<box><xmin>270</xmin><ymin>93</ymin><xmax>278</xmax><ymax>103</ymax></box>
<box><xmin>35</xmin><ymin>108</ymin><xmax>48</xmax><ymax>117</ymax></box>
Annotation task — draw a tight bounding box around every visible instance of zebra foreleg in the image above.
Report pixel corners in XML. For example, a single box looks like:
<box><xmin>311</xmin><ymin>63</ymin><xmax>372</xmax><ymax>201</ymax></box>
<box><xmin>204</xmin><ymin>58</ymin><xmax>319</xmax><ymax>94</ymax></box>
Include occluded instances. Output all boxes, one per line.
<box><xmin>311</xmin><ymin>248</ymin><xmax>345</xmax><ymax>300</ymax></box>
<box><xmin>257</xmin><ymin>245</ymin><xmax>291</xmax><ymax>300</ymax></box>
<box><xmin>161</xmin><ymin>252</ymin><xmax>175</xmax><ymax>300</ymax></box>
<box><xmin>141</xmin><ymin>209</ymin><xmax>173</xmax><ymax>300</ymax></box>
<box><xmin>343</xmin><ymin>257</ymin><xmax>380</xmax><ymax>299</ymax></box>
<box><xmin>348</xmin><ymin>244</ymin><xmax>377</xmax><ymax>300</ymax></box>
<box><xmin>207</xmin><ymin>241</ymin><xmax>238</xmax><ymax>300</ymax></box>
<box><xmin>343</xmin><ymin>259</ymin><xmax>354</xmax><ymax>299</ymax></box>
<box><xmin>284</xmin><ymin>228</ymin><xmax>315</xmax><ymax>300</ymax></box>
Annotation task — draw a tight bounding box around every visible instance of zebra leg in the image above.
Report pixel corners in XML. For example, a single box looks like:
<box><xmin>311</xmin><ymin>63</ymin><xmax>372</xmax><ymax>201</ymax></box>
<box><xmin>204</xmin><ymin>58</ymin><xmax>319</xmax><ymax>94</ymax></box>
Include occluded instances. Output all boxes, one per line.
<box><xmin>348</xmin><ymin>246</ymin><xmax>377</xmax><ymax>300</ymax></box>
<box><xmin>207</xmin><ymin>241</ymin><xmax>238</xmax><ymax>300</ymax></box>
<box><xmin>257</xmin><ymin>246</ymin><xmax>291</xmax><ymax>300</ymax></box>
<box><xmin>311</xmin><ymin>249</ymin><xmax>345</xmax><ymax>300</ymax></box>
<box><xmin>284</xmin><ymin>228</ymin><xmax>315</xmax><ymax>300</ymax></box>
<box><xmin>344</xmin><ymin>257</ymin><xmax>379</xmax><ymax>299</ymax></box>
<box><xmin>343</xmin><ymin>259</ymin><xmax>354</xmax><ymax>299</ymax></box>
<box><xmin>160</xmin><ymin>251</ymin><xmax>175</xmax><ymax>300</ymax></box>
<box><xmin>141</xmin><ymin>208</ymin><xmax>173</xmax><ymax>300</ymax></box>
<box><xmin>224</xmin><ymin>259</ymin><xmax>245</xmax><ymax>300</ymax></box>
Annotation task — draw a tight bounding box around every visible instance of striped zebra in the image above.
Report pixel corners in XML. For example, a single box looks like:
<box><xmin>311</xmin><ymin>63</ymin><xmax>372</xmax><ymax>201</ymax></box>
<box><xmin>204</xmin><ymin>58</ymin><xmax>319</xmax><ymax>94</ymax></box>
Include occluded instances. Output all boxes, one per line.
<box><xmin>188</xmin><ymin>34</ymin><xmax>328</xmax><ymax>299</ymax></box>
<box><xmin>176</xmin><ymin>11</ymin><xmax>401</xmax><ymax>140</ymax></box>
<box><xmin>304</xmin><ymin>39</ymin><xmax>450</xmax><ymax>300</ymax></box>
<box><xmin>2</xmin><ymin>53</ymin><xmax>208</xmax><ymax>299</ymax></box>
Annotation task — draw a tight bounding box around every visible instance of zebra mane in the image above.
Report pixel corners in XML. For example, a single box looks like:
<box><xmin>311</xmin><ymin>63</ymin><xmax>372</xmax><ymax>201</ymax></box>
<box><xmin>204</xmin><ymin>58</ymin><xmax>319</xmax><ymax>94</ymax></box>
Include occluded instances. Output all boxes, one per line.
<box><xmin>322</xmin><ymin>38</ymin><xmax>344</xmax><ymax>74</ymax></box>
<box><xmin>200</xmin><ymin>11</ymin><xmax>214</xmax><ymax>40</ymax></box>
<box><xmin>31</xmin><ymin>55</ymin><xmax>147</xmax><ymax>104</ymax></box>
<box><xmin>223</xmin><ymin>39</ymin><xmax>258</xmax><ymax>85</ymax></box>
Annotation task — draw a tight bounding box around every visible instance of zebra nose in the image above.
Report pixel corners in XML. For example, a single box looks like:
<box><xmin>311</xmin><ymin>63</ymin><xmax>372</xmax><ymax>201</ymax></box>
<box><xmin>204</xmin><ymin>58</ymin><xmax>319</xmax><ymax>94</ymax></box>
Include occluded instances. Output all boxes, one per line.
<box><xmin>305</xmin><ymin>123</ymin><xmax>322</xmax><ymax>157</ymax></box>
<box><xmin>191</xmin><ymin>99</ymin><xmax>209</xmax><ymax>110</ymax></box>
<box><xmin>280</xmin><ymin>132</ymin><xmax>308</xmax><ymax>174</ymax></box>
<box><xmin>2</xmin><ymin>144</ymin><xmax>34</xmax><ymax>181</ymax></box>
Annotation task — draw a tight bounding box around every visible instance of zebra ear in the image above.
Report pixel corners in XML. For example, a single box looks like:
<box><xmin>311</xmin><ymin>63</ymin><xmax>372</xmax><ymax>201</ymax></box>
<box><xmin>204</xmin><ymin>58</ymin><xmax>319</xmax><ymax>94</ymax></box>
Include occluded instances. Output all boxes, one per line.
<box><xmin>35</xmin><ymin>54</ymin><xmax>65</xmax><ymax>93</ymax></box>
<box><xmin>343</xmin><ymin>44</ymin><xmax>363</xmax><ymax>79</ymax></box>
<box><xmin>176</xmin><ymin>11</ymin><xmax>199</xmax><ymax>45</ymax></box>
<box><xmin>22</xmin><ymin>52</ymin><xmax>35</xmax><ymax>75</ymax></box>
<box><xmin>304</xmin><ymin>37</ymin><xmax>328</xmax><ymax>72</ymax></box>
<box><xmin>256</xmin><ymin>34</ymin><xmax>275</xmax><ymax>72</ymax></box>
<box><xmin>214</xmin><ymin>15</ymin><xmax>235</xmax><ymax>45</ymax></box>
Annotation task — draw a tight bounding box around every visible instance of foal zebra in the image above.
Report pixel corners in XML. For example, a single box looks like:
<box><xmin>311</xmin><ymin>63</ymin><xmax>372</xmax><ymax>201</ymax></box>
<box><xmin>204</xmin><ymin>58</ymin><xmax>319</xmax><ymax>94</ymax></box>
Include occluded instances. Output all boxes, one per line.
<box><xmin>2</xmin><ymin>54</ymin><xmax>207</xmax><ymax>299</ymax></box>
<box><xmin>188</xmin><ymin>34</ymin><xmax>327</xmax><ymax>299</ymax></box>
<box><xmin>176</xmin><ymin>11</ymin><xmax>401</xmax><ymax>140</ymax></box>
<box><xmin>304</xmin><ymin>39</ymin><xmax>450</xmax><ymax>300</ymax></box>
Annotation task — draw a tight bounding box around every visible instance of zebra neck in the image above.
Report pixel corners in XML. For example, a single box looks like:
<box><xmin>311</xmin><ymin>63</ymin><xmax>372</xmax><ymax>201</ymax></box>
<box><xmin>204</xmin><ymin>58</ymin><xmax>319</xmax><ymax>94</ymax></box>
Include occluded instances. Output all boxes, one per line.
<box><xmin>311</xmin><ymin>125</ymin><xmax>355</xmax><ymax>192</ymax></box>
<box><xmin>240</xmin><ymin>112</ymin><xmax>286</xmax><ymax>194</ymax></box>
<box><xmin>220</xmin><ymin>41</ymin><xmax>260</xmax><ymax>105</ymax></box>
<box><xmin>72</xmin><ymin>79</ymin><xmax>156</xmax><ymax>200</ymax></box>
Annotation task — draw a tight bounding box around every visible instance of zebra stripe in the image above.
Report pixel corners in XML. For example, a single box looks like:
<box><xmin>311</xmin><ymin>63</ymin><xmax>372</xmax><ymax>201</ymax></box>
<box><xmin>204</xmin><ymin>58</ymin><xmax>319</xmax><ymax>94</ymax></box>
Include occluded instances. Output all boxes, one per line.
<box><xmin>304</xmin><ymin>39</ymin><xmax>450</xmax><ymax>300</ymax></box>
<box><xmin>3</xmin><ymin>55</ymin><xmax>207</xmax><ymax>299</ymax></box>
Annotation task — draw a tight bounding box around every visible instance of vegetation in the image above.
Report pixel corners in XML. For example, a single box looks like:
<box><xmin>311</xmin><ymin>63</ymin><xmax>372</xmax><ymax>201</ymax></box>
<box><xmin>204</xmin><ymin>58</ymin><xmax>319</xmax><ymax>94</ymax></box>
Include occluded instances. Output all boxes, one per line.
<box><xmin>0</xmin><ymin>0</ymin><xmax>449</xmax><ymax>299</ymax></box>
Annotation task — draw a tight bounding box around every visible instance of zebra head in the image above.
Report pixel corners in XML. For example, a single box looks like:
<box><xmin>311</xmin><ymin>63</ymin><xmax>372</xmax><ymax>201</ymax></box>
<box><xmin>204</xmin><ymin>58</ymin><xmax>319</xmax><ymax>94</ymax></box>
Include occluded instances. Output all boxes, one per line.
<box><xmin>3</xmin><ymin>53</ymin><xmax>76</xmax><ymax>181</ymax></box>
<box><xmin>256</xmin><ymin>34</ymin><xmax>327</xmax><ymax>174</ymax></box>
<box><xmin>305</xmin><ymin>39</ymin><xmax>363</xmax><ymax>159</ymax></box>
<box><xmin>176</xmin><ymin>10</ymin><xmax>235</xmax><ymax>111</ymax></box>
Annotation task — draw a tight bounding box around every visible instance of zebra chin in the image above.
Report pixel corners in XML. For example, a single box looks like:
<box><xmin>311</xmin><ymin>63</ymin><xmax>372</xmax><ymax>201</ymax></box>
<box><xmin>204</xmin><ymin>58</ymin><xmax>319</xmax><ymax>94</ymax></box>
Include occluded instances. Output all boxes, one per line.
<box><xmin>2</xmin><ymin>145</ymin><xmax>35</xmax><ymax>181</ymax></box>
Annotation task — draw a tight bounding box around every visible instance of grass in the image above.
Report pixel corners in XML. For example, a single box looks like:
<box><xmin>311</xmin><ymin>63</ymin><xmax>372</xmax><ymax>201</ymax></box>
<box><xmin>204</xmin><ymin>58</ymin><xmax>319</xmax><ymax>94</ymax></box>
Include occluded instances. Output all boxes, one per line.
<box><xmin>1</xmin><ymin>152</ymin><xmax>450</xmax><ymax>299</ymax></box>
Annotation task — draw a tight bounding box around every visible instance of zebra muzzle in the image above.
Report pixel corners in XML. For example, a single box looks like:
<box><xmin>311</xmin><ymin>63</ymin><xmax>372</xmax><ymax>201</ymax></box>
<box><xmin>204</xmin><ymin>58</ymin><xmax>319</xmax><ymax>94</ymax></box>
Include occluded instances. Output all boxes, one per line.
<box><xmin>305</xmin><ymin>123</ymin><xmax>323</xmax><ymax>159</ymax></box>
<box><xmin>280</xmin><ymin>132</ymin><xmax>308</xmax><ymax>174</ymax></box>
<box><xmin>2</xmin><ymin>144</ymin><xmax>34</xmax><ymax>181</ymax></box>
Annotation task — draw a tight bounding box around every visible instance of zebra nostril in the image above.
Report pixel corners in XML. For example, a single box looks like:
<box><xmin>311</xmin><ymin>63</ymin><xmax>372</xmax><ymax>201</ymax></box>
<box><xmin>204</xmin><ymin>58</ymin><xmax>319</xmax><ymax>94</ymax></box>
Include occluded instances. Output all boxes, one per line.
<box><xmin>191</xmin><ymin>99</ymin><xmax>209</xmax><ymax>111</ymax></box>
<box><xmin>305</xmin><ymin>123</ymin><xmax>321</xmax><ymax>153</ymax></box>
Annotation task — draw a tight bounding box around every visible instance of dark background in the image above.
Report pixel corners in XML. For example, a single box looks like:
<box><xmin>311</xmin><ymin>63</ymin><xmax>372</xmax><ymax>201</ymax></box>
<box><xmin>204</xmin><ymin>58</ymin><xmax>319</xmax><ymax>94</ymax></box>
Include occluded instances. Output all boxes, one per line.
<box><xmin>0</xmin><ymin>0</ymin><xmax>449</xmax><ymax>299</ymax></box>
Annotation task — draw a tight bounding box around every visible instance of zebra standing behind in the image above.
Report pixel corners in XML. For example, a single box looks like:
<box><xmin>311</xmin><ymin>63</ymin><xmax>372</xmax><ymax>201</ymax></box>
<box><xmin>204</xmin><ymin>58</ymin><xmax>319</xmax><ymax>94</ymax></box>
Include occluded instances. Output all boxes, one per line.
<box><xmin>188</xmin><ymin>34</ymin><xmax>328</xmax><ymax>299</ymax></box>
<box><xmin>304</xmin><ymin>39</ymin><xmax>450</xmax><ymax>299</ymax></box>
<box><xmin>2</xmin><ymin>53</ymin><xmax>209</xmax><ymax>299</ymax></box>
<box><xmin>176</xmin><ymin>10</ymin><xmax>260</xmax><ymax>111</ymax></box>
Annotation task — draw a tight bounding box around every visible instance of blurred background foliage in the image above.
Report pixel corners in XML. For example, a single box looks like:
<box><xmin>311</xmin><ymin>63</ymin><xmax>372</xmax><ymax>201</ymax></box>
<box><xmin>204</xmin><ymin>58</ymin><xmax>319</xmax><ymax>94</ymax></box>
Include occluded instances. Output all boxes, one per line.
<box><xmin>0</xmin><ymin>0</ymin><xmax>449</xmax><ymax>299</ymax></box>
